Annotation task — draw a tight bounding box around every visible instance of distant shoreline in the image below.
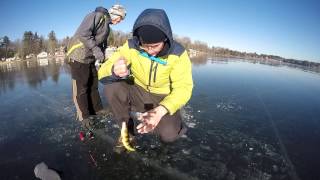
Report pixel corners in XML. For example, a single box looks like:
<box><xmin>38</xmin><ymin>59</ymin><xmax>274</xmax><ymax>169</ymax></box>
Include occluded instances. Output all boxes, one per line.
<box><xmin>190</xmin><ymin>54</ymin><xmax>320</xmax><ymax>73</ymax></box>
<box><xmin>2</xmin><ymin>55</ymin><xmax>320</xmax><ymax>74</ymax></box>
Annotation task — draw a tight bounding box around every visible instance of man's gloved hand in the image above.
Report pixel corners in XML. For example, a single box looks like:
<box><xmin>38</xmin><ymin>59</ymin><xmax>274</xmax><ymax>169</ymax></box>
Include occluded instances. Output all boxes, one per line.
<box><xmin>95</xmin><ymin>60</ymin><xmax>101</xmax><ymax>68</ymax></box>
<box><xmin>92</xmin><ymin>46</ymin><xmax>105</xmax><ymax>63</ymax></box>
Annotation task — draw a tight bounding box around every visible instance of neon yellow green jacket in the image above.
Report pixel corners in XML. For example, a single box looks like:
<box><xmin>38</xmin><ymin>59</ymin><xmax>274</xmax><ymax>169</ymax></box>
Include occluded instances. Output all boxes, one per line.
<box><xmin>99</xmin><ymin>8</ymin><xmax>193</xmax><ymax>115</ymax></box>
<box><xmin>98</xmin><ymin>40</ymin><xmax>193</xmax><ymax>115</ymax></box>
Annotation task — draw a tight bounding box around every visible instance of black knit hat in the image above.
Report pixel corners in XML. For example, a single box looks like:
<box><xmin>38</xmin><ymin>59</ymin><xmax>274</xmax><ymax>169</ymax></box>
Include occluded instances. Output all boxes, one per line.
<box><xmin>136</xmin><ymin>25</ymin><xmax>167</xmax><ymax>44</ymax></box>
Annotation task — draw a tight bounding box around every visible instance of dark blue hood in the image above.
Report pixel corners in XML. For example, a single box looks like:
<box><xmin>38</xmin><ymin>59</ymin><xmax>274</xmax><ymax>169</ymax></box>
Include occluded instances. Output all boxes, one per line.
<box><xmin>133</xmin><ymin>9</ymin><xmax>173</xmax><ymax>48</ymax></box>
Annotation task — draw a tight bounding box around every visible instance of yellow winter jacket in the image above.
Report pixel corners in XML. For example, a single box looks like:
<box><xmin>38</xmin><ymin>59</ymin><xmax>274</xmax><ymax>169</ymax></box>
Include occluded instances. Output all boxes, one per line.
<box><xmin>98</xmin><ymin>40</ymin><xmax>193</xmax><ymax>115</ymax></box>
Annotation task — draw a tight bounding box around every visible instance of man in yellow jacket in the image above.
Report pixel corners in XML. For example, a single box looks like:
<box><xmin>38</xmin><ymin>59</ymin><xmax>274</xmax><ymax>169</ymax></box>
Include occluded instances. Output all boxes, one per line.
<box><xmin>98</xmin><ymin>8</ymin><xmax>193</xmax><ymax>142</ymax></box>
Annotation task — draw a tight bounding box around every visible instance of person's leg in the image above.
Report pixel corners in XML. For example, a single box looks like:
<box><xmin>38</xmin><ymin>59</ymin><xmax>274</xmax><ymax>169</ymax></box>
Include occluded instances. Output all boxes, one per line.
<box><xmin>153</xmin><ymin>110</ymin><xmax>187</xmax><ymax>143</ymax></box>
<box><xmin>88</xmin><ymin>63</ymin><xmax>103</xmax><ymax>114</ymax></box>
<box><xmin>70</xmin><ymin>61</ymin><xmax>91</xmax><ymax>120</ymax></box>
<box><xmin>129</xmin><ymin>85</ymin><xmax>161</xmax><ymax>113</ymax></box>
<box><xmin>104</xmin><ymin>81</ymin><xmax>131</xmax><ymax>125</ymax></box>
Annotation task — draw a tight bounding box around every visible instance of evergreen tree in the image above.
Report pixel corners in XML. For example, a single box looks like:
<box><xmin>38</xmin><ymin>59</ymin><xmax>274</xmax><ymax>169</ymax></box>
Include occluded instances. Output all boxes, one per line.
<box><xmin>22</xmin><ymin>31</ymin><xmax>34</xmax><ymax>59</ymax></box>
<box><xmin>48</xmin><ymin>30</ymin><xmax>57</xmax><ymax>55</ymax></box>
<box><xmin>39</xmin><ymin>36</ymin><xmax>45</xmax><ymax>52</ymax></box>
<box><xmin>2</xmin><ymin>36</ymin><xmax>10</xmax><ymax>60</ymax></box>
<box><xmin>61</xmin><ymin>36</ymin><xmax>70</xmax><ymax>48</ymax></box>
<box><xmin>33</xmin><ymin>32</ymin><xmax>41</xmax><ymax>55</ymax></box>
<box><xmin>4</xmin><ymin>36</ymin><xmax>9</xmax><ymax>60</ymax></box>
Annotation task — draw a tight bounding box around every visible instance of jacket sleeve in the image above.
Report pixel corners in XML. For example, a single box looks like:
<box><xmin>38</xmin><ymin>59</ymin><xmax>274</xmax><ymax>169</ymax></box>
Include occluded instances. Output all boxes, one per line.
<box><xmin>159</xmin><ymin>51</ymin><xmax>193</xmax><ymax>115</ymax></box>
<box><xmin>98</xmin><ymin>41</ymin><xmax>132</xmax><ymax>84</ymax></box>
<box><xmin>77</xmin><ymin>12</ymin><xmax>103</xmax><ymax>50</ymax></box>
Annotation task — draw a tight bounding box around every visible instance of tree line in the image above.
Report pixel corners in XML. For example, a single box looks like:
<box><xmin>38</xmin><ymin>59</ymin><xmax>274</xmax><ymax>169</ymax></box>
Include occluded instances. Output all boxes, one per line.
<box><xmin>0</xmin><ymin>30</ymin><xmax>64</xmax><ymax>60</ymax></box>
<box><xmin>1</xmin><ymin>29</ymin><xmax>319</xmax><ymax>69</ymax></box>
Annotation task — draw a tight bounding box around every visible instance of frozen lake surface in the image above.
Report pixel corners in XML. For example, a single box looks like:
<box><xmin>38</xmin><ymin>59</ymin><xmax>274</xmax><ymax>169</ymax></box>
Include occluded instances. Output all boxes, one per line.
<box><xmin>0</xmin><ymin>58</ymin><xmax>320</xmax><ymax>180</ymax></box>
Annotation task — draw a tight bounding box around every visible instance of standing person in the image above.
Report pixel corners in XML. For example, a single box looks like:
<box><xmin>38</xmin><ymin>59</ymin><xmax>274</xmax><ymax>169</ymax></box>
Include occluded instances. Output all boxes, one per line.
<box><xmin>98</xmin><ymin>8</ymin><xmax>193</xmax><ymax>144</ymax></box>
<box><xmin>67</xmin><ymin>5</ymin><xmax>126</xmax><ymax>130</ymax></box>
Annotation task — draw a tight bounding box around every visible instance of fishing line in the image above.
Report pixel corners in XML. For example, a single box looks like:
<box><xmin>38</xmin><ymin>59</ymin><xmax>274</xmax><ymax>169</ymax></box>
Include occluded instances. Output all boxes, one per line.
<box><xmin>254</xmin><ymin>87</ymin><xmax>300</xmax><ymax>180</ymax></box>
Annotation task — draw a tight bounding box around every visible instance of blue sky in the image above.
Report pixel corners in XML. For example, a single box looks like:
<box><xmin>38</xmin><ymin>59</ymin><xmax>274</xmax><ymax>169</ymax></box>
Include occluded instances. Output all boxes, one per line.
<box><xmin>1</xmin><ymin>0</ymin><xmax>319</xmax><ymax>62</ymax></box>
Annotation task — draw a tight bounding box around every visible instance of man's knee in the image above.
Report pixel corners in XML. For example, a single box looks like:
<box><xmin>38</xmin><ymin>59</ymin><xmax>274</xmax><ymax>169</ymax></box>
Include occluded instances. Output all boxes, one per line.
<box><xmin>159</xmin><ymin>125</ymin><xmax>187</xmax><ymax>143</ymax></box>
<box><xmin>104</xmin><ymin>82</ymin><xmax>128</xmax><ymax>102</ymax></box>
<box><xmin>157</xmin><ymin>123</ymin><xmax>184</xmax><ymax>143</ymax></box>
<box><xmin>157</xmin><ymin>112</ymin><xmax>187</xmax><ymax>143</ymax></box>
<box><xmin>160</xmin><ymin>134</ymin><xmax>179</xmax><ymax>143</ymax></box>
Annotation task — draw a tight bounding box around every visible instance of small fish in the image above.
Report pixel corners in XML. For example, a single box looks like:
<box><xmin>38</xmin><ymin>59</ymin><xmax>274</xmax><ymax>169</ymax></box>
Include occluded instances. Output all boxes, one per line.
<box><xmin>121</xmin><ymin>122</ymin><xmax>135</xmax><ymax>152</ymax></box>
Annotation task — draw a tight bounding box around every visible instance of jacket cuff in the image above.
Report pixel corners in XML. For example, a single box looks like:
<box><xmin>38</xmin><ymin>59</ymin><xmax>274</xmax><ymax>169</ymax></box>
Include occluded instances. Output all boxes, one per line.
<box><xmin>159</xmin><ymin>101</ymin><xmax>176</xmax><ymax>115</ymax></box>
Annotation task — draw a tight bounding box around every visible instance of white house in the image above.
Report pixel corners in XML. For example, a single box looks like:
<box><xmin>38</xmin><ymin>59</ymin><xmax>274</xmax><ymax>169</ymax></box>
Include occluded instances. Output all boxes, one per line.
<box><xmin>26</xmin><ymin>54</ymin><xmax>35</xmax><ymax>59</ymax></box>
<box><xmin>37</xmin><ymin>52</ymin><xmax>48</xmax><ymax>59</ymax></box>
<box><xmin>5</xmin><ymin>57</ymin><xmax>16</xmax><ymax>62</ymax></box>
<box><xmin>55</xmin><ymin>51</ymin><xmax>65</xmax><ymax>57</ymax></box>
<box><xmin>188</xmin><ymin>49</ymin><xmax>198</xmax><ymax>58</ymax></box>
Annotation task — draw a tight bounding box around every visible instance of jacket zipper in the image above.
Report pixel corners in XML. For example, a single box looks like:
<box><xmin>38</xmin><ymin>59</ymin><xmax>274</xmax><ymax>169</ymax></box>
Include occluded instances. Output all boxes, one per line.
<box><xmin>153</xmin><ymin>63</ymin><xmax>158</xmax><ymax>83</ymax></box>
<box><xmin>147</xmin><ymin>61</ymin><xmax>154</xmax><ymax>91</ymax></box>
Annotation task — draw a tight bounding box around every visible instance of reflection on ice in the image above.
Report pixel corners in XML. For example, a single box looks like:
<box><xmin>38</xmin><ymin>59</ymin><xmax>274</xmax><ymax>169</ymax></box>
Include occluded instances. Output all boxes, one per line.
<box><xmin>38</xmin><ymin>58</ymin><xmax>49</xmax><ymax>66</ymax></box>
